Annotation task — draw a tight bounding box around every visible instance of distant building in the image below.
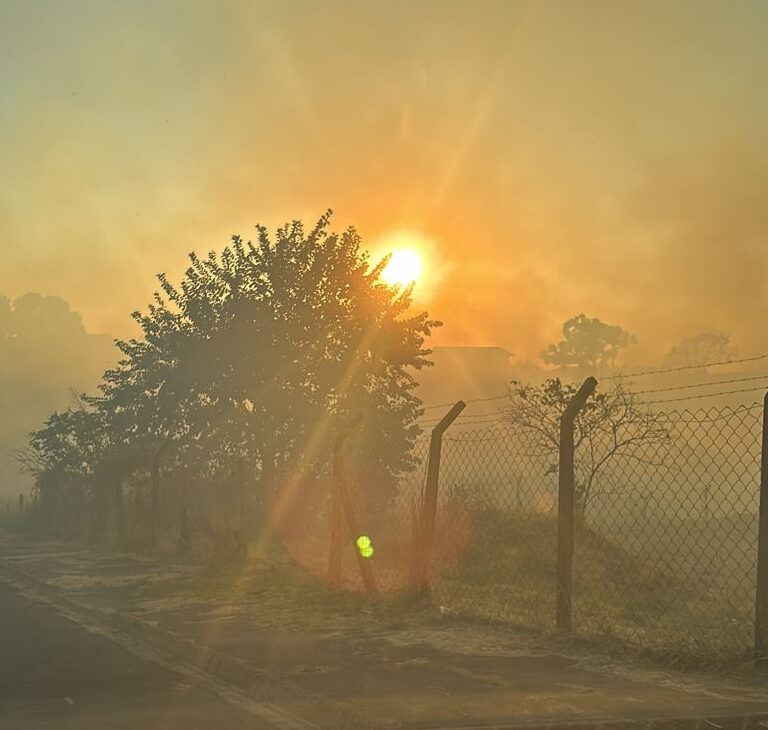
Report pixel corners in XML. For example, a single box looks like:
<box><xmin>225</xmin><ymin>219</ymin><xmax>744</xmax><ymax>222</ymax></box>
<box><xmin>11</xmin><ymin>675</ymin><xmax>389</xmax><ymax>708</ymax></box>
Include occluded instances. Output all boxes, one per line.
<box><xmin>417</xmin><ymin>346</ymin><xmax>513</xmax><ymax>408</ymax></box>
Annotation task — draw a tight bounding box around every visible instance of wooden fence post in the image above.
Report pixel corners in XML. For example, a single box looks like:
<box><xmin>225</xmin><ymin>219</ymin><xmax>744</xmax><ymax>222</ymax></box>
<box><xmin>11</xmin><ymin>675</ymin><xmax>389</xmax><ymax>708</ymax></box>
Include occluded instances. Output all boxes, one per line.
<box><xmin>556</xmin><ymin>377</ymin><xmax>597</xmax><ymax>631</ymax></box>
<box><xmin>409</xmin><ymin>401</ymin><xmax>466</xmax><ymax>591</ymax></box>
<box><xmin>754</xmin><ymin>391</ymin><xmax>768</xmax><ymax>666</ymax></box>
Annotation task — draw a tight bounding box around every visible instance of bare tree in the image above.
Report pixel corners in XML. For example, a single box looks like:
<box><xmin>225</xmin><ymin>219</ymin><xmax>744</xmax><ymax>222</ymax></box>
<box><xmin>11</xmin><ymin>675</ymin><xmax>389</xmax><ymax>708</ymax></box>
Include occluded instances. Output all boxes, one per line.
<box><xmin>505</xmin><ymin>378</ymin><xmax>669</xmax><ymax>519</ymax></box>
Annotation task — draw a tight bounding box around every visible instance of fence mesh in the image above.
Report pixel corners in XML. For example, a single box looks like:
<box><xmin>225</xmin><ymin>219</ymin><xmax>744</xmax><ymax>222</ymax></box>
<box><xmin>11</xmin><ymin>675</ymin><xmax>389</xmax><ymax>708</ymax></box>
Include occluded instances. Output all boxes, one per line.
<box><xmin>430</xmin><ymin>427</ymin><xmax>558</xmax><ymax>627</ymax></box>
<box><xmin>379</xmin><ymin>402</ymin><xmax>764</xmax><ymax>663</ymax></box>
<box><xmin>8</xmin><ymin>393</ymin><xmax>764</xmax><ymax>664</ymax></box>
<box><xmin>573</xmin><ymin>404</ymin><xmax>762</xmax><ymax>659</ymax></box>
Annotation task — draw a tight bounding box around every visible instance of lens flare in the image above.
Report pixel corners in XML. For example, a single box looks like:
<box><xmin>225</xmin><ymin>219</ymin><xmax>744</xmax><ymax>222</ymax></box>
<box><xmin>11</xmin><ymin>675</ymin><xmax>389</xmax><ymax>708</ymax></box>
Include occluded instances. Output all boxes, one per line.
<box><xmin>356</xmin><ymin>534</ymin><xmax>374</xmax><ymax>558</ymax></box>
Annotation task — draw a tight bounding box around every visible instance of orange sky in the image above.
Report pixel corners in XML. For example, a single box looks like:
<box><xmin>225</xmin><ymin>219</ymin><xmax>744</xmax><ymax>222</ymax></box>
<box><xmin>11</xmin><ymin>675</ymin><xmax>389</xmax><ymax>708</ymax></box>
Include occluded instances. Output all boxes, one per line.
<box><xmin>2</xmin><ymin>0</ymin><xmax>768</xmax><ymax>364</ymax></box>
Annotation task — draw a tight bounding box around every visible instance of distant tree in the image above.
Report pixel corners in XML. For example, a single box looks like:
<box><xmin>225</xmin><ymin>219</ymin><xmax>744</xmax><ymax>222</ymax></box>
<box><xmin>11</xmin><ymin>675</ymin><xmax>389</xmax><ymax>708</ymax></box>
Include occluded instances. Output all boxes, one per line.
<box><xmin>541</xmin><ymin>314</ymin><xmax>636</xmax><ymax>375</ymax></box>
<box><xmin>18</xmin><ymin>400</ymin><xmax>109</xmax><ymax>538</ymax></box>
<box><xmin>504</xmin><ymin>378</ymin><xmax>668</xmax><ymax>520</ymax></box>
<box><xmin>0</xmin><ymin>294</ymin><xmax>114</xmax><ymax>499</ymax></box>
<box><xmin>662</xmin><ymin>332</ymin><xmax>734</xmax><ymax>370</ymax></box>
<box><xmin>0</xmin><ymin>297</ymin><xmax>10</xmax><ymax>342</ymax></box>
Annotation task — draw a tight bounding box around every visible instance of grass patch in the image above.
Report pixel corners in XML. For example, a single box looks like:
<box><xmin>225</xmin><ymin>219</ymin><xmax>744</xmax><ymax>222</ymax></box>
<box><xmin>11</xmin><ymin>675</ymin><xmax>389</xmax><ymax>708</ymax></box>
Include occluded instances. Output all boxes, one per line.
<box><xmin>432</xmin><ymin>505</ymin><xmax>753</xmax><ymax>666</ymax></box>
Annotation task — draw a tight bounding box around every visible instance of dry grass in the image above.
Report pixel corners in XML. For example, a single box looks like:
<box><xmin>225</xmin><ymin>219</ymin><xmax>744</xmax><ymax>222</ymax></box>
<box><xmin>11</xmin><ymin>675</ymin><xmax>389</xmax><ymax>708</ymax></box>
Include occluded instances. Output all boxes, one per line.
<box><xmin>431</xmin><ymin>506</ymin><xmax>754</xmax><ymax>666</ymax></box>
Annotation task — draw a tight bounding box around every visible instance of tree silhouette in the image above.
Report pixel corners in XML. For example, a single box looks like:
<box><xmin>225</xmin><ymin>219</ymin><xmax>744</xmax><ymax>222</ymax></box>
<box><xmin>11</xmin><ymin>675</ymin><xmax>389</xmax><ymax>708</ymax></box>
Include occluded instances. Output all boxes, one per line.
<box><xmin>20</xmin><ymin>400</ymin><xmax>108</xmax><ymax>538</ymax></box>
<box><xmin>662</xmin><ymin>332</ymin><xmax>734</xmax><ymax>369</ymax></box>
<box><xmin>0</xmin><ymin>294</ymin><xmax>114</xmax><ymax>498</ymax></box>
<box><xmin>23</xmin><ymin>212</ymin><xmax>439</xmax><ymax>547</ymax></box>
<box><xmin>541</xmin><ymin>314</ymin><xmax>636</xmax><ymax>375</ymax></box>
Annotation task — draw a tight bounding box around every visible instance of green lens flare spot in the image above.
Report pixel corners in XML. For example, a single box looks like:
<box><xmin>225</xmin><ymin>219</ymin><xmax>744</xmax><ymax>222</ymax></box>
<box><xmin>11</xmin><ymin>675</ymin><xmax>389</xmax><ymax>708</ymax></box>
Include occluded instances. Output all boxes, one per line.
<box><xmin>356</xmin><ymin>535</ymin><xmax>374</xmax><ymax>558</ymax></box>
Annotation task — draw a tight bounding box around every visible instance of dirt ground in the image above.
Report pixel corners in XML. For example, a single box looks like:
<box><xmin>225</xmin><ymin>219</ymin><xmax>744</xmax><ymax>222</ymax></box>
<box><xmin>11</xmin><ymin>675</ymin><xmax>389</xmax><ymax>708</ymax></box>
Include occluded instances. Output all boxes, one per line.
<box><xmin>0</xmin><ymin>585</ymin><xmax>277</xmax><ymax>730</ymax></box>
<box><xmin>4</xmin><ymin>533</ymin><xmax>768</xmax><ymax>729</ymax></box>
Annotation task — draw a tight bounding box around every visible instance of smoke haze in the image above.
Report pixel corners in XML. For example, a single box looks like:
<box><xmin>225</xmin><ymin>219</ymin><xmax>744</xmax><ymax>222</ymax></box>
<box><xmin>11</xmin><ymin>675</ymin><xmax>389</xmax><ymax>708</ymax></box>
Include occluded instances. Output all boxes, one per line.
<box><xmin>2</xmin><ymin>0</ymin><xmax>768</xmax><ymax>363</ymax></box>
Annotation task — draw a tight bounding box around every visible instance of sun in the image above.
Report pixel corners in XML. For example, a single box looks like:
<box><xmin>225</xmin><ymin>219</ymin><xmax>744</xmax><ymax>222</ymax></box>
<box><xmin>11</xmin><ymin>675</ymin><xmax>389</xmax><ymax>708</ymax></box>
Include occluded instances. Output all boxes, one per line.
<box><xmin>381</xmin><ymin>248</ymin><xmax>423</xmax><ymax>287</ymax></box>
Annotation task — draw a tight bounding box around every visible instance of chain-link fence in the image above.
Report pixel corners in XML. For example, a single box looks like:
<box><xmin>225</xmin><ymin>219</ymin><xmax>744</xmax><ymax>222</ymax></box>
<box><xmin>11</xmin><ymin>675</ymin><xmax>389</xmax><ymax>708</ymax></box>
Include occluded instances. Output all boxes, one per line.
<box><xmin>389</xmin><ymin>399</ymin><xmax>766</xmax><ymax>664</ymax></box>
<box><xmin>9</xmin><ymin>380</ymin><xmax>766</xmax><ymax>664</ymax></box>
<box><xmin>430</xmin><ymin>426</ymin><xmax>558</xmax><ymax>627</ymax></box>
<box><xmin>573</xmin><ymin>404</ymin><xmax>761</xmax><ymax>659</ymax></box>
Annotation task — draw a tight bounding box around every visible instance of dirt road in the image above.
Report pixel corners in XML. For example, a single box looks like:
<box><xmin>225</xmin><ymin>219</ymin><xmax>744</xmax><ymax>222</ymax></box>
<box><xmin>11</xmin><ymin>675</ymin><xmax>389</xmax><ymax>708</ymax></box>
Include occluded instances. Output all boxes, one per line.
<box><xmin>6</xmin><ymin>536</ymin><xmax>768</xmax><ymax>729</ymax></box>
<box><xmin>0</xmin><ymin>581</ymin><xmax>272</xmax><ymax>730</ymax></box>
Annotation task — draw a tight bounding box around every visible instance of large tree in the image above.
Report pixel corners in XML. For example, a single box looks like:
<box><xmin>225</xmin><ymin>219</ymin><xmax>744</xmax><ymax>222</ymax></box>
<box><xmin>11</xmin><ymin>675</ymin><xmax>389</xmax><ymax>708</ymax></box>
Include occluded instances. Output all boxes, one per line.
<box><xmin>541</xmin><ymin>314</ymin><xmax>636</xmax><ymax>375</ymax></box>
<box><xmin>53</xmin><ymin>212</ymin><xmax>439</xmax><ymax>544</ymax></box>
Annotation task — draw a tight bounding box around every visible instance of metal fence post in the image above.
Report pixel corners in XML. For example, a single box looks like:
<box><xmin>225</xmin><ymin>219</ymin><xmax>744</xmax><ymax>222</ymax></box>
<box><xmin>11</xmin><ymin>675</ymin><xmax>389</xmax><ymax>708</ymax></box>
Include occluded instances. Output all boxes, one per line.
<box><xmin>410</xmin><ymin>400</ymin><xmax>466</xmax><ymax>591</ymax></box>
<box><xmin>754</xmin><ymin>391</ymin><xmax>768</xmax><ymax>666</ymax></box>
<box><xmin>556</xmin><ymin>377</ymin><xmax>598</xmax><ymax>631</ymax></box>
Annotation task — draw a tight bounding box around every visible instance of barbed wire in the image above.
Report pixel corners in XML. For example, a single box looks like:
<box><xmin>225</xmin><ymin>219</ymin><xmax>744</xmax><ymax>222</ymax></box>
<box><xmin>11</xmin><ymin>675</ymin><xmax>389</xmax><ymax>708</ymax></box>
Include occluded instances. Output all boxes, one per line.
<box><xmin>643</xmin><ymin>384</ymin><xmax>768</xmax><ymax>405</ymax></box>
<box><xmin>419</xmin><ymin>395</ymin><xmax>765</xmax><ymax>428</ymax></box>
<box><xmin>453</xmin><ymin>415</ymin><xmax>508</xmax><ymax>425</ymax></box>
<box><xmin>421</xmin><ymin>393</ymin><xmax>508</xmax><ymax>412</ymax></box>
<box><xmin>419</xmin><ymin>354</ymin><xmax>768</xmax><ymax>415</ymax></box>
<box><xmin>653</xmin><ymin>403</ymin><xmax>762</xmax><ymax>423</ymax></box>
<box><xmin>634</xmin><ymin>373</ymin><xmax>768</xmax><ymax>396</ymax></box>
<box><xmin>418</xmin><ymin>411</ymin><xmax>507</xmax><ymax>427</ymax></box>
<box><xmin>418</xmin><ymin>394</ymin><xmax>765</xmax><ymax>430</ymax></box>
<box><xmin>603</xmin><ymin>353</ymin><xmax>768</xmax><ymax>380</ymax></box>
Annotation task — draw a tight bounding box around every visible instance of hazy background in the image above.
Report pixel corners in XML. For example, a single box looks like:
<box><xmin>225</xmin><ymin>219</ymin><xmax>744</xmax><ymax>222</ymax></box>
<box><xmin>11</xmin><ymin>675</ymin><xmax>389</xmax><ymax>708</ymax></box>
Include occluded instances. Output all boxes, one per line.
<box><xmin>0</xmin><ymin>294</ymin><xmax>114</xmax><ymax>496</ymax></box>
<box><xmin>2</xmin><ymin>0</ymin><xmax>768</xmax><ymax>492</ymax></box>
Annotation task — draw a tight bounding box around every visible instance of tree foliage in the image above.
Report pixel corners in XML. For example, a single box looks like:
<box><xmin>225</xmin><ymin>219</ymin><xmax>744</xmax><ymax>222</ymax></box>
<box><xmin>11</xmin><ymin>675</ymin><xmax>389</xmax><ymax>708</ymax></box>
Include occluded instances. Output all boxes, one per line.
<box><xmin>22</xmin><ymin>212</ymin><xmax>439</xmax><ymax>545</ymax></box>
<box><xmin>662</xmin><ymin>332</ymin><xmax>734</xmax><ymax>370</ymax></box>
<box><xmin>541</xmin><ymin>314</ymin><xmax>636</xmax><ymax>374</ymax></box>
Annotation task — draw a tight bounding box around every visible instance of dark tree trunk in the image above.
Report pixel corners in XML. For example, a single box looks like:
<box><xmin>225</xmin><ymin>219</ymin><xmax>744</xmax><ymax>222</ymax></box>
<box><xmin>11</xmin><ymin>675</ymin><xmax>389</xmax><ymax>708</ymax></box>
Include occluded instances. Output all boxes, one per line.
<box><xmin>328</xmin><ymin>442</ymin><xmax>343</xmax><ymax>583</ymax></box>
<box><xmin>178</xmin><ymin>487</ymin><xmax>188</xmax><ymax>553</ymax></box>
<box><xmin>114</xmin><ymin>474</ymin><xmax>125</xmax><ymax>545</ymax></box>
<box><xmin>150</xmin><ymin>452</ymin><xmax>162</xmax><ymax>548</ymax></box>
<box><xmin>256</xmin><ymin>449</ymin><xmax>279</xmax><ymax>552</ymax></box>
<box><xmin>89</xmin><ymin>475</ymin><xmax>110</xmax><ymax>544</ymax></box>
<box><xmin>150</xmin><ymin>437</ymin><xmax>173</xmax><ymax>548</ymax></box>
<box><xmin>235</xmin><ymin>458</ymin><xmax>247</xmax><ymax>555</ymax></box>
